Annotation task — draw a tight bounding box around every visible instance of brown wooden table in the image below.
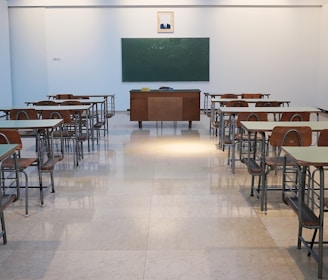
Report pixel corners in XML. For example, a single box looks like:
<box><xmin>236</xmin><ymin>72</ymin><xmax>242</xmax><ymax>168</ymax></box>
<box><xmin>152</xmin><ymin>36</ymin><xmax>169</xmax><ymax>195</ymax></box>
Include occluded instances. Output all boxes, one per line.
<box><xmin>130</xmin><ymin>89</ymin><xmax>200</xmax><ymax>128</ymax></box>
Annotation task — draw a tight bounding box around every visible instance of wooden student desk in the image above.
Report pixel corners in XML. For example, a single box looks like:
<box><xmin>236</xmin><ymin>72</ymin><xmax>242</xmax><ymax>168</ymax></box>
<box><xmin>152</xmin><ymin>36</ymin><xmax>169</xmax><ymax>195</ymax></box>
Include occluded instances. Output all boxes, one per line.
<box><xmin>210</xmin><ymin>98</ymin><xmax>290</xmax><ymax>107</ymax></box>
<box><xmin>0</xmin><ymin>144</ymin><xmax>19</xmax><ymax>243</ymax></box>
<box><xmin>203</xmin><ymin>92</ymin><xmax>271</xmax><ymax>115</ymax></box>
<box><xmin>130</xmin><ymin>89</ymin><xmax>200</xmax><ymax>128</ymax></box>
<box><xmin>26</xmin><ymin>98</ymin><xmax>107</xmax><ymax>136</ymax></box>
<box><xmin>0</xmin><ymin>119</ymin><xmax>63</xmax><ymax>215</ymax></box>
<box><xmin>217</xmin><ymin>107</ymin><xmax>321</xmax><ymax>175</ymax></box>
<box><xmin>46</xmin><ymin>93</ymin><xmax>116</xmax><ymax>133</ymax></box>
<box><xmin>209</xmin><ymin>98</ymin><xmax>291</xmax><ymax>134</ymax></box>
<box><xmin>239</xmin><ymin>121</ymin><xmax>328</xmax><ymax>212</ymax></box>
<box><xmin>0</xmin><ymin>105</ymin><xmax>94</xmax><ymax>152</ymax></box>
<box><xmin>282</xmin><ymin>146</ymin><xmax>328</xmax><ymax>279</ymax></box>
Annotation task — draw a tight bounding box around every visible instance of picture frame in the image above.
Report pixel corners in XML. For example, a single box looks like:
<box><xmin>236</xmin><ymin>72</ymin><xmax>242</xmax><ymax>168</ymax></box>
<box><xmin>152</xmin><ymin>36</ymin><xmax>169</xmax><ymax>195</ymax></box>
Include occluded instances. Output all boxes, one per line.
<box><xmin>157</xmin><ymin>11</ymin><xmax>174</xmax><ymax>33</ymax></box>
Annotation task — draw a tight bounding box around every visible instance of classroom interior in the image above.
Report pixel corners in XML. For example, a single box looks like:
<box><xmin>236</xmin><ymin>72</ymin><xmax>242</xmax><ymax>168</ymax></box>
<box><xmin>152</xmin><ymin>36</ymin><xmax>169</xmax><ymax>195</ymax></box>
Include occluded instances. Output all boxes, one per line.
<box><xmin>2</xmin><ymin>1</ymin><xmax>328</xmax><ymax>279</ymax></box>
<box><xmin>1</xmin><ymin>111</ymin><xmax>328</xmax><ymax>280</ymax></box>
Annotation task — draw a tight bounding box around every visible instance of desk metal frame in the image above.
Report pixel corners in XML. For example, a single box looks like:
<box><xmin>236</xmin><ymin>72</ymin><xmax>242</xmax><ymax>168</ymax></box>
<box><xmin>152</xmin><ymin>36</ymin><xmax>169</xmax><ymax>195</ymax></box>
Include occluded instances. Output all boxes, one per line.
<box><xmin>240</xmin><ymin>121</ymin><xmax>328</xmax><ymax>212</ymax></box>
<box><xmin>45</xmin><ymin>94</ymin><xmax>116</xmax><ymax>135</ymax></box>
<box><xmin>0</xmin><ymin>105</ymin><xmax>94</xmax><ymax>152</ymax></box>
<box><xmin>282</xmin><ymin>146</ymin><xmax>328</xmax><ymax>279</ymax></box>
<box><xmin>218</xmin><ymin>107</ymin><xmax>321</xmax><ymax>174</ymax></box>
<box><xmin>0</xmin><ymin>120</ymin><xmax>63</xmax><ymax>214</ymax></box>
<box><xmin>209</xmin><ymin>98</ymin><xmax>291</xmax><ymax>134</ymax></box>
<box><xmin>203</xmin><ymin>92</ymin><xmax>271</xmax><ymax>115</ymax></box>
<box><xmin>0</xmin><ymin>144</ymin><xmax>19</xmax><ymax>244</ymax></box>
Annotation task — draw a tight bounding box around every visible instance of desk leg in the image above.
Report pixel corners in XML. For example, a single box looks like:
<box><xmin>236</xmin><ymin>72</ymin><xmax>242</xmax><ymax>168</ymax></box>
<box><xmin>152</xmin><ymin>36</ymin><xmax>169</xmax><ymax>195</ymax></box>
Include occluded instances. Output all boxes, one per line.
<box><xmin>189</xmin><ymin>121</ymin><xmax>192</xmax><ymax>129</ymax></box>
<box><xmin>318</xmin><ymin>167</ymin><xmax>324</xmax><ymax>279</ymax></box>
<box><xmin>138</xmin><ymin>121</ymin><xmax>142</xmax><ymax>128</ymax></box>
<box><xmin>231</xmin><ymin>115</ymin><xmax>236</xmax><ymax>174</ymax></box>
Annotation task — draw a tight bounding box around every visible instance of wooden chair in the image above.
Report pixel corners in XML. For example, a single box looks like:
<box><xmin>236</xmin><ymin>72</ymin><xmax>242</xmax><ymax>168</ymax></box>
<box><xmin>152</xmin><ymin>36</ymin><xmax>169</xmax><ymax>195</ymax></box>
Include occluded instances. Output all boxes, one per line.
<box><xmin>255</xmin><ymin>101</ymin><xmax>282</xmax><ymax>107</ymax></box>
<box><xmin>35</xmin><ymin>100</ymin><xmax>57</xmax><ymax>106</ymax></box>
<box><xmin>0</xmin><ymin>145</ymin><xmax>19</xmax><ymax>244</ymax></box>
<box><xmin>9</xmin><ymin>108</ymin><xmax>38</xmax><ymax>120</ymax></box>
<box><xmin>210</xmin><ymin>94</ymin><xmax>239</xmax><ymax>135</ymax></box>
<box><xmin>241</xmin><ymin>93</ymin><xmax>264</xmax><ymax>99</ymax></box>
<box><xmin>225</xmin><ymin>100</ymin><xmax>248</xmax><ymax>107</ymax></box>
<box><xmin>61</xmin><ymin>100</ymin><xmax>89</xmax><ymax>155</ymax></box>
<box><xmin>221</xmin><ymin>100</ymin><xmax>249</xmax><ymax>150</ymax></box>
<box><xmin>55</xmin><ymin>94</ymin><xmax>74</xmax><ymax>99</ymax></box>
<box><xmin>262</xmin><ymin>126</ymin><xmax>312</xmax><ymax>212</ymax></box>
<box><xmin>9</xmin><ymin>108</ymin><xmax>39</xmax><ymax>138</ymax></box>
<box><xmin>279</xmin><ymin>112</ymin><xmax>310</xmax><ymax>121</ymax></box>
<box><xmin>220</xmin><ymin>93</ymin><xmax>238</xmax><ymax>99</ymax></box>
<box><xmin>234</xmin><ymin>112</ymin><xmax>268</xmax><ymax>194</ymax></box>
<box><xmin>41</xmin><ymin>110</ymin><xmax>81</xmax><ymax>167</ymax></box>
<box><xmin>224</xmin><ymin>112</ymin><xmax>267</xmax><ymax>163</ymax></box>
<box><xmin>0</xmin><ymin>129</ymin><xmax>39</xmax><ymax>216</ymax></box>
<box><xmin>71</xmin><ymin>95</ymin><xmax>90</xmax><ymax>99</ymax></box>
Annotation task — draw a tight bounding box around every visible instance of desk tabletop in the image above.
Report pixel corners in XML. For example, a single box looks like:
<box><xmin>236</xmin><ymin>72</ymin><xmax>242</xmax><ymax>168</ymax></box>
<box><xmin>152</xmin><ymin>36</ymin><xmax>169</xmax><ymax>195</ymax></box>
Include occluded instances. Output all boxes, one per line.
<box><xmin>47</xmin><ymin>94</ymin><xmax>114</xmax><ymax>99</ymax></box>
<box><xmin>241</xmin><ymin>121</ymin><xmax>328</xmax><ymax>132</ymax></box>
<box><xmin>0</xmin><ymin>144</ymin><xmax>18</xmax><ymax>161</ymax></box>
<box><xmin>0</xmin><ymin>105</ymin><xmax>91</xmax><ymax>112</ymax></box>
<box><xmin>25</xmin><ymin>98</ymin><xmax>104</xmax><ymax>106</ymax></box>
<box><xmin>282</xmin><ymin>146</ymin><xmax>328</xmax><ymax>167</ymax></box>
<box><xmin>211</xmin><ymin>98</ymin><xmax>290</xmax><ymax>104</ymax></box>
<box><xmin>218</xmin><ymin>106</ymin><xmax>320</xmax><ymax>114</ymax></box>
<box><xmin>0</xmin><ymin>119</ymin><xmax>63</xmax><ymax>129</ymax></box>
<box><xmin>205</xmin><ymin>93</ymin><xmax>270</xmax><ymax>97</ymax></box>
<box><xmin>33</xmin><ymin>105</ymin><xmax>92</xmax><ymax>111</ymax></box>
<box><xmin>130</xmin><ymin>89</ymin><xmax>201</xmax><ymax>93</ymax></box>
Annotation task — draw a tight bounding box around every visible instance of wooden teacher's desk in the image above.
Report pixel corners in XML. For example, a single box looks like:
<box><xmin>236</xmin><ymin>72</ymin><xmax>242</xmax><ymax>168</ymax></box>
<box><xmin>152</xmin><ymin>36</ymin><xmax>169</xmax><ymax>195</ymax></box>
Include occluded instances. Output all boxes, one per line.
<box><xmin>130</xmin><ymin>89</ymin><xmax>200</xmax><ymax>128</ymax></box>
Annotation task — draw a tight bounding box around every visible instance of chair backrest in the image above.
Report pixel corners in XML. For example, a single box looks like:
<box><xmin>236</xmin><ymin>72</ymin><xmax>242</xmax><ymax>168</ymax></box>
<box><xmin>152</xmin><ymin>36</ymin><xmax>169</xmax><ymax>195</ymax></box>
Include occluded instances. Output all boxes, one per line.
<box><xmin>220</xmin><ymin>94</ymin><xmax>238</xmax><ymax>99</ymax></box>
<box><xmin>279</xmin><ymin>112</ymin><xmax>310</xmax><ymax>121</ymax></box>
<box><xmin>241</xmin><ymin>93</ymin><xmax>263</xmax><ymax>99</ymax></box>
<box><xmin>41</xmin><ymin>110</ymin><xmax>73</xmax><ymax>125</ymax></box>
<box><xmin>55</xmin><ymin>94</ymin><xmax>74</xmax><ymax>99</ymax></box>
<box><xmin>61</xmin><ymin>100</ymin><xmax>82</xmax><ymax>106</ymax></box>
<box><xmin>317</xmin><ymin>129</ymin><xmax>328</xmax><ymax>146</ymax></box>
<box><xmin>9</xmin><ymin>109</ymin><xmax>38</xmax><ymax>120</ymax></box>
<box><xmin>60</xmin><ymin>100</ymin><xmax>85</xmax><ymax>116</ymax></box>
<box><xmin>226</xmin><ymin>100</ymin><xmax>248</xmax><ymax>107</ymax></box>
<box><xmin>255</xmin><ymin>101</ymin><xmax>282</xmax><ymax>107</ymax></box>
<box><xmin>35</xmin><ymin>100</ymin><xmax>57</xmax><ymax>106</ymax></box>
<box><xmin>236</xmin><ymin>112</ymin><xmax>268</xmax><ymax>127</ymax></box>
<box><xmin>0</xmin><ymin>129</ymin><xmax>23</xmax><ymax>150</ymax></box>
<box><xmin>269</xmin><ymin>126</ymin><xmax>312</xmax><ymax>148</ymax></box>
<box><xmin>72</xmin><ymin>95</ymin><xmax>90</xmax><ymax>99</ymax></box>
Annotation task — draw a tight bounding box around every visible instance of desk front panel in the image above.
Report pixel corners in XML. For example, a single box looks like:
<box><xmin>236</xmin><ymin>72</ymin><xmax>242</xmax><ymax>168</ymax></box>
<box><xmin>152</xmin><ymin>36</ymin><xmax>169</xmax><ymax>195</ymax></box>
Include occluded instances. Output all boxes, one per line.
<box><xmin>130</xmin><ymin>90</ymin><xmax>200</xmax><ymax>122</ymax></box>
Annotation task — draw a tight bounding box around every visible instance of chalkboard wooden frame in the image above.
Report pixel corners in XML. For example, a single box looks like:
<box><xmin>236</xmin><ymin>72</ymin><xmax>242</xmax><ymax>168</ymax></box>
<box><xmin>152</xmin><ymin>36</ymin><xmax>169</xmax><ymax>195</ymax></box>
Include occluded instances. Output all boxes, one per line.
<box><xmin>121</xmin><ymin>38</ymin><xmax>210</xmax><ymax>82</ymax></box>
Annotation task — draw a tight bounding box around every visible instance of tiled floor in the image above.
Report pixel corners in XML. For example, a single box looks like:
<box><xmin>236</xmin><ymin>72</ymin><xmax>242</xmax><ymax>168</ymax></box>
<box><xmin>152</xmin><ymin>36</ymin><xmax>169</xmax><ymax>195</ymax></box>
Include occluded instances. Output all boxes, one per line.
<box><xmin>1</xmin><ymin>111</ymin><xmax>328</xmax><ymax>279</ymax></box>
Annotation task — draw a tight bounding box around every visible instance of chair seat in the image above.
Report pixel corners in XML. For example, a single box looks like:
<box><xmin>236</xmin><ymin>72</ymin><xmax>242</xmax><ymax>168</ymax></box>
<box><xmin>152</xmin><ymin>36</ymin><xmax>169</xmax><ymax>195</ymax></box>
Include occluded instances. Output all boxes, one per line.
<box><xmin>3</xmin><ymin>157</ymin><xmax>38</xmax><ymax>169</ymax></box>
<box><xmin>40</xmin><ymin>155</ymin><xmax>61</xmax><ymax>171</ymax></box>
<box><xmin>1</xmin><ymin>194</ymin><xmax>18</xmax><ymax>210</ymax></box>
<box><xmin>324</xmin><ymin>198</ymin><xmax>328</xmax><ymax>208</ymax></box>
<box><xmin>53</xmin><ymin>131</ymin><xmax>76</xmax><ymax>138</ymax></box>
<box><xmin>265</xmin><ymin>156</ymin><xmax>295</xmax><ymax>167</ymax></box>
<box><xmin>77</xmin><ymin>133</ymin><xmax>88</xmax><ymax>142</ymax></box>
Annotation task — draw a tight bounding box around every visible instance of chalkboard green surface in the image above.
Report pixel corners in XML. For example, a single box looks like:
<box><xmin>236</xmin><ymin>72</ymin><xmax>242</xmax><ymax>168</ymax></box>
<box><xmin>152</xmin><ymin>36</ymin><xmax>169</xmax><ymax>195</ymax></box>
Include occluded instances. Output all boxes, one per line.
<box><xmin>122</xmin><ymin>38</ymin><xmax>209</xmax><ymax>82</ymax></box>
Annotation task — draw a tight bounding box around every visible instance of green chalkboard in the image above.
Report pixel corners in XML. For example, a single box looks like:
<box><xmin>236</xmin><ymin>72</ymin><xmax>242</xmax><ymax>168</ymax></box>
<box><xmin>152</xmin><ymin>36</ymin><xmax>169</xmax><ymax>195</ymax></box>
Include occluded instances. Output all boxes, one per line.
<box><xmin>121</xmin><ymin>38</ymin><xmax>209</xmax><ymax>82</ymax></box>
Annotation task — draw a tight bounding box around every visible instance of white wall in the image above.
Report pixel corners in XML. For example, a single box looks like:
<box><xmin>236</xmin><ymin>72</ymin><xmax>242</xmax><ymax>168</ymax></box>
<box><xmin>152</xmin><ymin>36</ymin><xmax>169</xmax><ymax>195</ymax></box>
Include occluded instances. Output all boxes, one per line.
<box><xmin>0</xmin><ymin>0</ymin><xmax>13</xmax><ymax>106</ymax></box>
<box><xmin>7</xmin><ymin>2</ymin><xmax>326</xmax><ymax>110</ymax></box>
<box><xmin>8</xmin><ymin>7</ymin><xmax>48</xmax><ymax>105</ymax></box>
<box><xmin>317</xmin><ymin>2</ymin><xmax>328</xmax><ymax>111</ymax></box>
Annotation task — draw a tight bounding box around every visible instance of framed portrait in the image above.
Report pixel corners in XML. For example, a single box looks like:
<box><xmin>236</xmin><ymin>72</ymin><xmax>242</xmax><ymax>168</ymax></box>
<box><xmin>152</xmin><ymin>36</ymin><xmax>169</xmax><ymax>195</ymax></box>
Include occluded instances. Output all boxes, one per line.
<box><xmin>157</xmin><ymin>11</ymin><xmax>174</xmax><ymax>33</ymax></box>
